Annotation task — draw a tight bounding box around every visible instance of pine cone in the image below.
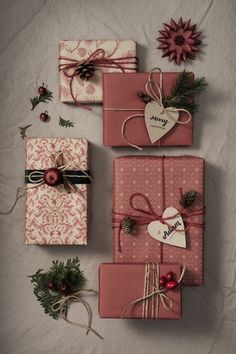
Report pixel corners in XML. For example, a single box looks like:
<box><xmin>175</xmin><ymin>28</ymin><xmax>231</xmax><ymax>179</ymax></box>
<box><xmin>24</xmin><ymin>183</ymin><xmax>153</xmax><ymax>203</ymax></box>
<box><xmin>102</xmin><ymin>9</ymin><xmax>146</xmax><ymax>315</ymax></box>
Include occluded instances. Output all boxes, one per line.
<box><xmin>180</xmin><ymin>190</ymin><xmax>197</xmax><ymax>209</ymax></box>
<box><xmin>137</xmin><ymin>91</ymin><xmax>153</xmax><ymax>103</ymax></box>
<box><xmin>121</xmin><ymin>217</ymin><xmax>136</xmax><ymax>234</ymax></box>
<box><xmin>75</xmin><ymin>62</ymin><xmax>95</xmax><ymax>81</ymax></box>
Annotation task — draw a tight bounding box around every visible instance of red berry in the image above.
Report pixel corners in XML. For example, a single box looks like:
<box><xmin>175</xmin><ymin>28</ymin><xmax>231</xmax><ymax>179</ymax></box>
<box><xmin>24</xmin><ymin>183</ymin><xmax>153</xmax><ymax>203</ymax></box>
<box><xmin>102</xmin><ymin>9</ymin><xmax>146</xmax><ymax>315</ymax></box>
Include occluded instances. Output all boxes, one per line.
<box><xmin>159</xmin><ymin>275</ymin><xmax>167</xmax><ymax>287</ymax></box>
<box><xmin>60</xmin><ymin>284</ymin><xmax>67</xmax><ymax>292</ymax></box>
<box><xmin>47</xmin><ymin>282</ymin><xmax>55</xmax><ymax>290</ymax></box>
<box><xmin>43</xmin><ymin>168</ymin><xmax>62</xmax><ymax>187</ymax></box>
<box><xmin>166</xmin><ymin>271</ymin><xmax>174</xmax><ymax>281</ymax></box>
<box><xmin>166</xmin><ymin>280</ymin><xmax>178</xmax><ymax>290</ymax></box>
<box><xmin>39</xmin><ymin>111</ymin><xmax>49</xmax><ymax>122</ymax></box>
<box><xmin>38</xmin><ymin>84</ymin><xmax>47</xmax><ymax>96</ymax></box>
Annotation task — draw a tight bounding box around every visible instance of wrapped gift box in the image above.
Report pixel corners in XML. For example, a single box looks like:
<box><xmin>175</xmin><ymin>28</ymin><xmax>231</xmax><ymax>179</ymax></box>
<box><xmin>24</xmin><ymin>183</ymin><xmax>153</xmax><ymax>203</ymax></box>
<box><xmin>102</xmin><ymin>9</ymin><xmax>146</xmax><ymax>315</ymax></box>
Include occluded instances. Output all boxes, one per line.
<box><xmin>113</xmin><ymin>156</ymin><xmax>205</xmax><ymax>285</ymax></box>
<box><xmin>99</xmin><ymin>263</ymin><xmax>182</xmax><ymax>319</ymax></box>
<box><xmin>59</xmin><ymin>40</ymin><xmax>137</xmax><ymax>104</ymax></box>
<box><xmin>25</xmin><ymin>138</ymin><xmax>90</xmax><ymax>245</ymax></box>
<box><xmin>103</xmin><ymin>72</ymin><xmax>193</xmax><ymax>147</ymax></box>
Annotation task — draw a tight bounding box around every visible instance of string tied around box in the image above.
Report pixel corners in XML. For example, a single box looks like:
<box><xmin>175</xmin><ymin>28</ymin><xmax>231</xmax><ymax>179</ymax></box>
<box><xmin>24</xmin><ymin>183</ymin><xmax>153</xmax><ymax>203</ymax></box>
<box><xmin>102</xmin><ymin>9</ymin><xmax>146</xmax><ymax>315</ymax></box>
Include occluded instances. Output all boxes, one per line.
<box><xmin>121</xmin><ymin>263</ymin><xmax>185</xmax><ymax>319</ymax></box>
<box><xmin>59</xmin><ymin>48</ymin><xmax>138</xmax><ymax>110</ymax></box>
<box><xmin>51</xmin><ymin>289</ymin><xmax>103</xmax><ymax>339</ymax></box>
<box><xmin>103</xmin><ymin>67</ymin><xmax>192</xmax><ymax>150</ymax></box>
<box><xmin>112</xmin><ymin>192</ymin><xmax>205</xmax><ymax>253</ymax></box>
<box><xmin>0</xmin><ymin>151</ymin><xmax>92</xmax><ymax>215</ymax></box>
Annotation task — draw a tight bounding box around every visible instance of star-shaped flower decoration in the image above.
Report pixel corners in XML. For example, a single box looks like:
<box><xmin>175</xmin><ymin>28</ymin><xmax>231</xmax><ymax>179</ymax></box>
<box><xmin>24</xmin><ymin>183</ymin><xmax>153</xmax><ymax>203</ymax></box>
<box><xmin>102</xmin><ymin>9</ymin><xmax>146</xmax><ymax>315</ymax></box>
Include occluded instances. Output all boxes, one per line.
<box><xmin>157</xmin><ymin>18</ymin><xmax>202</xmax><ymax>64</ymax></box>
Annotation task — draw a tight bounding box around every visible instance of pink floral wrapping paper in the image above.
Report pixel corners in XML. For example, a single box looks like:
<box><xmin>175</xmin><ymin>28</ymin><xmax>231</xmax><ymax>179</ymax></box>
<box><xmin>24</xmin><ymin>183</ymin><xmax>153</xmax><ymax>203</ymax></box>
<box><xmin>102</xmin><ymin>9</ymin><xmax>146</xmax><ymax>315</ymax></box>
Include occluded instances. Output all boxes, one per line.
<box><xmin>59</xmin><ymin>40</ymin><xmax>137</xmax><ymax>103</ymax></box>
<box><xmin>25</xmin><ymin>138</ymin><xmax>89</xmax><ymax>245</ymax></box>
<box><xmin>113</xmin><ymin>155</ymin><xmax>205</xmax><ymax>286</ymax></box>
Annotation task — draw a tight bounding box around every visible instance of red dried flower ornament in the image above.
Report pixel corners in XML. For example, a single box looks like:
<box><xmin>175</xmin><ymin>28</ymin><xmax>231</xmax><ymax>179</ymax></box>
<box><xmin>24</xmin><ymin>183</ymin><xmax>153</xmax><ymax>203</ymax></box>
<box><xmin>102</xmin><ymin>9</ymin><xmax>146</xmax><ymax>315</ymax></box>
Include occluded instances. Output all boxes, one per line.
<box><xmin>157</xmin><ymin>18</ymin><xmax>202</xmax><ymax>64</ymax></box>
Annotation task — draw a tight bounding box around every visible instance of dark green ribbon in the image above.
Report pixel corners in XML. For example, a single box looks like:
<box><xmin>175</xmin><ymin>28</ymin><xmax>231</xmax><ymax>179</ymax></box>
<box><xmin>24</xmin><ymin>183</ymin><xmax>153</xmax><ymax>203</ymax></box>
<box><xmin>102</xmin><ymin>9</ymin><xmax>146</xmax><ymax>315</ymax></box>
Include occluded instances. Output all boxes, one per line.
<box><xmin>25</xmin><ymin>170</ymin><xmax>91</xmax><ymax>185</ymax></box>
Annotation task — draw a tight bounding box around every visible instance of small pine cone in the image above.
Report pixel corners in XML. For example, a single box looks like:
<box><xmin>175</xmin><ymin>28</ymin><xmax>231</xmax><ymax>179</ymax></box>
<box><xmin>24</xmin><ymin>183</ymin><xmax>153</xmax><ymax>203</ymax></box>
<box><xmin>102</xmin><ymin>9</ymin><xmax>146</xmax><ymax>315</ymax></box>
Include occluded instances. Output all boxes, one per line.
<box><xmin>180</xmin><ymin>190</ymin><xmax>197</xmax><ymax>209</ymax></box>
<box><xmin>121</xmin><ymin>217</ymin><xmax>136</xmax><ymax>234</ymax></box>
<box><xmin>75</xmin><ymin>62</ymin><xmax>95</xmax><ymax>81</ymax></box>
<box><xmin>137</xmin><ymin>91</ymin><xmax>153</xmax><ymax>103</ymax></box>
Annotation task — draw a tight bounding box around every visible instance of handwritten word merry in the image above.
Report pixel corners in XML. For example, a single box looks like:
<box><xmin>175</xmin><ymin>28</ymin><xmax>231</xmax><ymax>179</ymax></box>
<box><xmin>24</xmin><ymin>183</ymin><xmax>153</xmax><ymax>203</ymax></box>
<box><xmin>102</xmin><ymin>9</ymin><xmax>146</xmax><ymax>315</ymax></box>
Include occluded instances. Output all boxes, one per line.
<box><xmin>149</xmin><ymin>116</ymin><xmax>168</xmax><ymax>127</ymax></box>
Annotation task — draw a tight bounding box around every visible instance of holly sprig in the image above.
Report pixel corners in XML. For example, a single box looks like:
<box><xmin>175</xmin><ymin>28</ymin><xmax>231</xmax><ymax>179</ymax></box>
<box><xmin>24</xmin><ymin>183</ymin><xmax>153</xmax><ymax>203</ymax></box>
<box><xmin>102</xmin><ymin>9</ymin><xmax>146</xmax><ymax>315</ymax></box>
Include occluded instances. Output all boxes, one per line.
<box><xmin>30</xmin><ymin>89</ymin><xmax>53</xmax><ymax>111</ymax></box>
<box><xmin>29</xmin><ymin>257</ymin><xmax>85</xmax><ymax>319</ymax></box>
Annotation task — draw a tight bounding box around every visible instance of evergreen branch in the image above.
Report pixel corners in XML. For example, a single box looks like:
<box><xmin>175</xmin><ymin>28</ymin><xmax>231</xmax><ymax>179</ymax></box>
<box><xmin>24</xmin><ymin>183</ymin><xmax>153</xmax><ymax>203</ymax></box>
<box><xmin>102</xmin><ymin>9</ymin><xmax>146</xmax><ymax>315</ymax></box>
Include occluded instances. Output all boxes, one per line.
<box><xmin>163</xmin><ymin>98</ymin><xmax>198</xmax><ymax>114</ymax></box>
<box><xmin>30</xmin><ymin>89</ymin><xmax>53</xmax><ymax>111</ymax></box>
<box><xmin>19</xmin><ymin>124</ymin><xmax>32</xmax><ymax>139</ymax></box>
<box><xmin>162</xmin><ymin>71</ymin><xmax>207</xmax><ymax>113</ymax></box>
<box><xmin>59</xmin><ymin>116</ymin><xmax>75</xmax><ymax>128</ymax></box>
<box><xmin>29</xmin><ymin>257</ymin><xmax>85</xmax><ymax>319</ymax></box>
<box><xmin>171</xmin><ymin>71</ymin><xmax>207</xmax><ymax>99</ymax></box>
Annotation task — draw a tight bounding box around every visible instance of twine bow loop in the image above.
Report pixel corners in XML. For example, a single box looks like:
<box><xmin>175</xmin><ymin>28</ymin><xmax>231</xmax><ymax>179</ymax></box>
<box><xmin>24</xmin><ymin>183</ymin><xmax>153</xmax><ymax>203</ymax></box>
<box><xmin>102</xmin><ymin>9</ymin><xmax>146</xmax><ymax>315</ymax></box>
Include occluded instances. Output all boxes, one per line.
<box><xmin>59</xmin><ymin>48</ymin><xmax>138</xmax><ymax>109</ymax></box>
<box><xmin>121</xmin><ymin>263</ymin><xmax>185</xmax><ymax>319</ymax></box>
<box><xmin>113</xmin><ymin>192</ymin><xmax>205</xmax><ymax>253</ymax></box>
<box><xmin>51</xmin><ymin>289</ymin><xmax>103</xmax><ymax>339</ymax></box>
<box><xmin>104</xmin><ymin>67</ymin><xmax>192</xmax><ymax>150</ymax></box>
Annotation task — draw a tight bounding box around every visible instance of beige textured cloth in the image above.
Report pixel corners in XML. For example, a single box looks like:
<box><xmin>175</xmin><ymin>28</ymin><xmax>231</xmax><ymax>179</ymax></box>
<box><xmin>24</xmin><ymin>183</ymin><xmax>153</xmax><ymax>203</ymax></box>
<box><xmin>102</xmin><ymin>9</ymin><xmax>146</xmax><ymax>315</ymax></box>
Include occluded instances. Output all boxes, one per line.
<box><xmin>0</xmin><ymin>0</ymin><xmax>236</xmax><ymax>353</ymax></box>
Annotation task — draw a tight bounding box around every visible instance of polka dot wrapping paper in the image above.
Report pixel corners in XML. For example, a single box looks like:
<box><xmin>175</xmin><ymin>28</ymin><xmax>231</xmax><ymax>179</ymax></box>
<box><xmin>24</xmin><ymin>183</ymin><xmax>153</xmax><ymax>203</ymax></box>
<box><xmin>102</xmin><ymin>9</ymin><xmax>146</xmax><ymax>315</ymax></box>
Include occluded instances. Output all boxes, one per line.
<box><xmin>113</xmin><ymin>155</ymin><xmax>205</xmax><ymax>286</ymax></box>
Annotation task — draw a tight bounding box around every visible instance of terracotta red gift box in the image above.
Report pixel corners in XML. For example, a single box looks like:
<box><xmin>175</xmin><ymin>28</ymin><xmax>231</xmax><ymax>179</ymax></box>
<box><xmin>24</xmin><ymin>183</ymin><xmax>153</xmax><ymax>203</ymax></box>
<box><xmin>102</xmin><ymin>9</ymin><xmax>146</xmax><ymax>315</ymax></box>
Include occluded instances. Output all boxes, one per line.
<box><xmin>25</xmin><ymin>138</ymin><xmax>91</xmax><ymax>245</ymax></box>
<box><xmin>112</xmin><ymin>155</ymin><xmax>205</xmax><ymax>286</ymax></box>
<box><xmin>59</xmin><ymin>40</ymin><xmax>137</xmax><ymax>105</ymax></box>
<box><xmin>99</xmin><ymin>263</ymin><xmax>183</xmax><ymax>319</ymax></box>
<box><xmin>103</xmin><ymin>71</ymin><xmax>193</xmax><ymax>148</ymax></box>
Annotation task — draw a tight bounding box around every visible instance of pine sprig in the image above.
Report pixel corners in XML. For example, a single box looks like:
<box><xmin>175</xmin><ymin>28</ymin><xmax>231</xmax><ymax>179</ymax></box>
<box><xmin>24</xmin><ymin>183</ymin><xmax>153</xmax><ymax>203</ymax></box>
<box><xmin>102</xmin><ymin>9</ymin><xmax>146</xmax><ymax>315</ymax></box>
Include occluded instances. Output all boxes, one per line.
<box><xmin>59</xmin><ymin>116</ymin><xmax>75</xmax><ymax>128</ymax></box>
<box><xmin>163</xmin><ymin>71</ymin><xmax>207</xmax><ymax>113</ymax></box>
<box><xmin>19</xmin><ymin>124</ymin><xmax>32</xmax><ymax>139</ymax></box>
<box><xmin>29</xmin><ymin>257</ymin><xmax>85</xmax><ymax>319</ymax></box>
<box><xmin>30</xmin><ymin>89</ymin><xmax>53</xmax><ymax>111</ymax></box>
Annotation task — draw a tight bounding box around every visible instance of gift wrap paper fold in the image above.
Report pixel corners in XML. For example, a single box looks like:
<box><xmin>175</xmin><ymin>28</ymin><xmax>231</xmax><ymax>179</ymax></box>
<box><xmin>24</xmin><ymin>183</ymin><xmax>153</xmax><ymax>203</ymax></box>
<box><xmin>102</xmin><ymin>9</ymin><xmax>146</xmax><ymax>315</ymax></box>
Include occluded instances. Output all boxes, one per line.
<box><xmin>25</xmin><ymin>138</ymin><xmax>89</xmax><ymax>245</ymax></box>
<box><xmin>99</xmin><ymin>263</ymin><xmax>182</xmax><ymax>319</ymax></box>
<box><xmin>59</xmin><ymin>40</ymin><xmax>137</xmax><ymax>103</ymax></box>
<box><xmin>113</xmin><ymin>156</ymin><xmax>205</xmax><ymax>285</ymax></box>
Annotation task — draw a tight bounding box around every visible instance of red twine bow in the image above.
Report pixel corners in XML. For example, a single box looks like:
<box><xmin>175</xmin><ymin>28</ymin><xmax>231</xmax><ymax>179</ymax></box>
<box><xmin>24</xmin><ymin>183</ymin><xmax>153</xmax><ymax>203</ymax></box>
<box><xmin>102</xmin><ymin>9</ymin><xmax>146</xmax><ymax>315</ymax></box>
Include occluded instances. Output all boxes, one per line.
<box><xmin>59</xmin><ymin>48</ymin><xmax>138</xmax><ymax>110</ymax></box>
<box><xmin>112</xmin><ymin>192</ymin><xmax>205</xmax><ymax>252</ymax></box>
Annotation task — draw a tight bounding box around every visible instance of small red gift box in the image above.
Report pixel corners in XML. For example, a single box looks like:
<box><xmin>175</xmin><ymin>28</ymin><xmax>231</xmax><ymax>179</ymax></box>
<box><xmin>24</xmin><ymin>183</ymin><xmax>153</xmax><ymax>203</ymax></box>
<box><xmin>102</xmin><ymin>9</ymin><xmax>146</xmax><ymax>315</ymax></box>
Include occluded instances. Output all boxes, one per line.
<box><xmin>103</xmin><ymin>72</ymin><xmax>193</xmax><ymax>148</ymax></box>
<box><xmin>112</xmin><ymin>155</ymin><xmax>205</xmax><ymax>285</ymax></box>
<box><xmin>99</xmin><ymin>263</ymin><xmax>182</xmax><ymax>319</ymax></box>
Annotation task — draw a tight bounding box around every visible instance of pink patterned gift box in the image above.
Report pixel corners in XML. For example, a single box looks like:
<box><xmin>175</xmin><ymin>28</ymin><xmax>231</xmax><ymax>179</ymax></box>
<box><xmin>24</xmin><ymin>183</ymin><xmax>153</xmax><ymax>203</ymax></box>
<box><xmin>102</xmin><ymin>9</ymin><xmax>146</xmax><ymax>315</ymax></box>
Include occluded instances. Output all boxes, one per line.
<box><xmin>25</xmin><ymin>138</ymin><xmax>89</xmax><ymax>245</ymax></box>
<box><xmin>59</xmin><ymin>40</ymin><xmax>137</xmax><ymax>104</ymax></box>
<box><xmin>113</xmin><ymin>156</ymin><xmax>205</xmax><ymax>286</ymax></box>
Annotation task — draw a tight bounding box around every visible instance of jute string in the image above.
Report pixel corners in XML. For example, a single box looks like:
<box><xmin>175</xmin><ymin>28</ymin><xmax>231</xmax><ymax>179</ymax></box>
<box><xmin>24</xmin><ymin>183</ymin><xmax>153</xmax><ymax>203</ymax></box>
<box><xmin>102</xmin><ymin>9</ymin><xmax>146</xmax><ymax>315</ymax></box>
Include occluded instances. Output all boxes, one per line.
<box><xmin>104</xmin><ymin>67</ymin><xmax>192</xmax><ymax>150</ymax></box>
<box><xmin>0</xmin><ymin>151</ymin><xmax>92</xmax><ymax>215</ymax></box>
<box><xmin>121</xmin><ymin>263</ymin><xmax>185</xmax><ymax>319</ymax></box>
<box><xmin>51</xmin><ymin>289</ymin><xmax>103</xmax><ymax>339</ymax></box>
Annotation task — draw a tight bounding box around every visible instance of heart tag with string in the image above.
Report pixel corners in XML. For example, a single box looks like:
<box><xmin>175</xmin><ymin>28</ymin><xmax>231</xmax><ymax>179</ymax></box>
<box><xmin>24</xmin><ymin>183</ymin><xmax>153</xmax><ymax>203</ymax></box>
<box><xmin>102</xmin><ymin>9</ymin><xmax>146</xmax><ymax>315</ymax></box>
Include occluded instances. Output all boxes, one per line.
<box><xmin>147</xmin><ymin>207</ymin><xmax>186</xmax><ymax>248</ymax></box>
<box><xmin>144</xmin><ymin>101</ymin><xmax>179</xmax><ymax>143</ymax></box>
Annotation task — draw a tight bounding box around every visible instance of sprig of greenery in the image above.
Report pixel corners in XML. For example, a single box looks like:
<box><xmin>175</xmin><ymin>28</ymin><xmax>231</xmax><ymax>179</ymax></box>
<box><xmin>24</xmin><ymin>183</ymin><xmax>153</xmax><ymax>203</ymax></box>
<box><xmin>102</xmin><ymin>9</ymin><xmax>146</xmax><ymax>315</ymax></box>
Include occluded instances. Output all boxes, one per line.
<box><xmin>29</xmin><ymin>257</ymin><xmax>85</xmax><ymax>319</ymax></box>
<box><xmin>59</xmin><ymin>116</ymin><xmax>75</xmax><ymax>128</ymax></box>
<box><xmin>19</xmin><ymin>124</ymin><xmax>32</xmax><ymax>139</ymax></box>
<box><xmin>30</xmin><ymin>89</ymin><xmax>53</xmax><ymax>111</ymax></box>
<box><xmin>163</xmin><ymin>71</ymin><xmax>207</xmax><ymax>113</ymax></box>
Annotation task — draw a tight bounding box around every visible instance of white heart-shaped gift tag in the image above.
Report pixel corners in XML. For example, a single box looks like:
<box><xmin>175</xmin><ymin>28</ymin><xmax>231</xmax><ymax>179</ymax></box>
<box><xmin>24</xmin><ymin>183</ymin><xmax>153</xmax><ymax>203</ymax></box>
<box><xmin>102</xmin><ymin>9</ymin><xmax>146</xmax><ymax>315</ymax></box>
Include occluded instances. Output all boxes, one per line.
<box><xmin>144</xmin><ymin>101</ymin><xmax>179</xmax><ymax>144</ymax></box>
<box><xmin>147</xmin><ymin>207</ymin><xmax>186</xmax><ymax>248</ymax></box>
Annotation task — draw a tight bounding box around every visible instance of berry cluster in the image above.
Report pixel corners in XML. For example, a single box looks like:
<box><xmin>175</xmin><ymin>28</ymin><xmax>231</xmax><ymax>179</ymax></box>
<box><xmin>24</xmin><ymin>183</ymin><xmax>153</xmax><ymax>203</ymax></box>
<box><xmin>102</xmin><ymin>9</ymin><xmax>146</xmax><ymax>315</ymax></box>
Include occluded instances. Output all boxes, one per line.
<box><xmin>159</xmin><ymin>271</ymin><xmax>178</xmax><ymax>290</ymax></box>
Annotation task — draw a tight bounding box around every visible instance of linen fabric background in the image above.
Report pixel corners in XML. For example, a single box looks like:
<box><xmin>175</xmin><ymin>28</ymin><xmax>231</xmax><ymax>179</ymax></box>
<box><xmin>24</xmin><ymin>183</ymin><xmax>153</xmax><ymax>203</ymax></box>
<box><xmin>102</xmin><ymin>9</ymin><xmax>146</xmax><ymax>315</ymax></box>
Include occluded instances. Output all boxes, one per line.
<box><xmin>0</xmin><ymin>0</ymin><xmax>236</xmax><ymax>354</ymax></box>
